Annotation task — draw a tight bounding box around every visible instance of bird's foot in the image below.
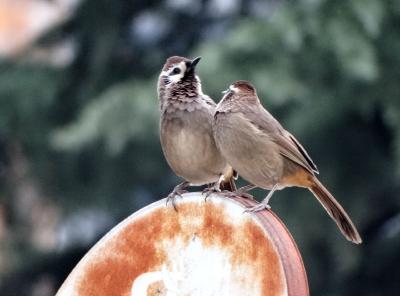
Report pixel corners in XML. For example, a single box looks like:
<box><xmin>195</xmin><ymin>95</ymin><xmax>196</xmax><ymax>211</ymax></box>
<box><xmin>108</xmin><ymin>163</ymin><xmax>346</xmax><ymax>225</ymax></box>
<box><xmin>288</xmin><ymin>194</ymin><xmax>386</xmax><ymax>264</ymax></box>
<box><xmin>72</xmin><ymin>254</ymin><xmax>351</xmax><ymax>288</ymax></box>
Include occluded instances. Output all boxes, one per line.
<box><xmin>202</xmin><ymin>185</ymin><xmax>221</xmax><ymax>201</ymax></box>
<box><xmin>244</xmin><ymin>201</ymin><xmax>271</xmax><ymax>213</ymax></box>
<box><xmin>166</xmin><ymin>182</ymin><xmax>189</xmax><ymax>210</ymax></box>
<box><xmin>166</xmin><ymin>190</ymin><xmax>187</xmax><ymax>210</ymax></box>
<box><xmin>244</xmin><ymin>184</ymin><xmax>277</xmax><ymax>213</ymax></box>
<box><xmin>220</xmin><ymin>190</ymin><xmax>254</xmax><ymax>200</ymax></box>
<box><xmin>236</xmin><ymin>191</ymin><xmax>255</xmax><ymax>200</ymax></box>
<box><xmin>228</xmin><ymin>184</ymin><xmax>257</xmax><ymax>200</ymax></box>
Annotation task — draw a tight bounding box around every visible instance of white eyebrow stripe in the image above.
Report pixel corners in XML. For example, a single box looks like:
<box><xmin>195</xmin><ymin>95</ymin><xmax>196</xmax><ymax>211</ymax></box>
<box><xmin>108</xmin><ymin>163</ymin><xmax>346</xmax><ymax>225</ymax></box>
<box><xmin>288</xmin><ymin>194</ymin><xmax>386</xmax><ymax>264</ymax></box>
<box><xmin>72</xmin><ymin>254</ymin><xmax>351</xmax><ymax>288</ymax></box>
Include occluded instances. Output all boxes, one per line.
<box><xmin>230</xmin><ymin>85</ymin><xmax>240</xmax><ymax>93</ymax></box>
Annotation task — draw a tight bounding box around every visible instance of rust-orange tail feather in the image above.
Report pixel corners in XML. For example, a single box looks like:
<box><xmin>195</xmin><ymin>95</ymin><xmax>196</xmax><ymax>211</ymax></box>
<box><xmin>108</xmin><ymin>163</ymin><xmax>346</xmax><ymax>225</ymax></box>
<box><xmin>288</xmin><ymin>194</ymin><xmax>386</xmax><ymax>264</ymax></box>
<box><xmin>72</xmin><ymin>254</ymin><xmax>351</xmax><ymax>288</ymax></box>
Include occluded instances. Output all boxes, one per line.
<box><xmin>309</xmin><ymin>177</ymin><xmax>362</xmax><ymax>244</ymax></box>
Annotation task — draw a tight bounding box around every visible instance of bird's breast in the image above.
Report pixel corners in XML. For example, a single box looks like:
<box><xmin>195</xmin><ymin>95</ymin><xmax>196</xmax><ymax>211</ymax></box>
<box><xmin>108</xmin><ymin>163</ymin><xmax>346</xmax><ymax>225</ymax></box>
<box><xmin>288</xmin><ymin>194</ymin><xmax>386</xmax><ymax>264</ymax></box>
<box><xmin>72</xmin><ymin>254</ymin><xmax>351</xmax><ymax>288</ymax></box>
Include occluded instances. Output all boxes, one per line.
<box><xmin>160</xmin><ymin>111</ymin><xmax>226</xmax><ymax>184</ymax></box>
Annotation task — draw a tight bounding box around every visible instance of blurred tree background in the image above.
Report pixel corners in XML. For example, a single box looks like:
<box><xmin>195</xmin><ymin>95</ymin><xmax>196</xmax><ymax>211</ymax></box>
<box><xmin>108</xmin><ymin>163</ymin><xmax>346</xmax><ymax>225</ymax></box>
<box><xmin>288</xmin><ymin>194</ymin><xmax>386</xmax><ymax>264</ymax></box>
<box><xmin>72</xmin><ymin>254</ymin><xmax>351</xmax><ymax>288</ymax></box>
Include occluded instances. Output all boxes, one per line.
<box><xmin>0</xmin><ymin>0</ymin><xmax>399</xmax><ymax>295</ymax></box>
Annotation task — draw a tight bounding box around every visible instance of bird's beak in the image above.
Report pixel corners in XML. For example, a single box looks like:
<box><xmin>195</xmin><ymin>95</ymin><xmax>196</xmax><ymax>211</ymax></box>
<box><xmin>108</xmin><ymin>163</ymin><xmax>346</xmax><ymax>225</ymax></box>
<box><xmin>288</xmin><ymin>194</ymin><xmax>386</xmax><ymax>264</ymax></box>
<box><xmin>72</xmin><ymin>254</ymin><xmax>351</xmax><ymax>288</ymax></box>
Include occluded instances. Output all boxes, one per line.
<box><xmin>187</xmin><ymin>56</ymin><xmax>201</xmax><ymax>71</ymax></box>
<box><xmin>222</xmin><ymin>86</ymin><xmax>231</xmax><ymax>94</ymax></box>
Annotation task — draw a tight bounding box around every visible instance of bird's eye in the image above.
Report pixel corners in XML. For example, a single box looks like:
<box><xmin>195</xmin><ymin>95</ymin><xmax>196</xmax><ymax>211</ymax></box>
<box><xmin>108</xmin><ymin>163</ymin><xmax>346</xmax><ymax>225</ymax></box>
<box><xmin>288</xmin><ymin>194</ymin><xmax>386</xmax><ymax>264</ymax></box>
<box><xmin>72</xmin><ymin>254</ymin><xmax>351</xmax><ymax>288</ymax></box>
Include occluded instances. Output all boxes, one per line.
<box><xmin>171</xmin><ymin>67</ymin><xmax>181</xmax><ymax>75</ymax></box>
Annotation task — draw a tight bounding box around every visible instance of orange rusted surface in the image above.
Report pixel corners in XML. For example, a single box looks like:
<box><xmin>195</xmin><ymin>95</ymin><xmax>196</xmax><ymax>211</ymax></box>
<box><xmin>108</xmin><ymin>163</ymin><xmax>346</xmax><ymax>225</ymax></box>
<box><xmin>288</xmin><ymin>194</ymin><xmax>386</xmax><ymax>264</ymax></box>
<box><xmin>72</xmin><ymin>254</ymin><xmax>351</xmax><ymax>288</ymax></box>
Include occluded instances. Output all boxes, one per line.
<box><xmin>56</xmin><ymin>193</ymin><xmax>309</xmax><ymax>296</ymax></box>
<box><xmin>233</xmin><ymin>196</ymin><xmax>309</xmax><ymax>296</ymax></box>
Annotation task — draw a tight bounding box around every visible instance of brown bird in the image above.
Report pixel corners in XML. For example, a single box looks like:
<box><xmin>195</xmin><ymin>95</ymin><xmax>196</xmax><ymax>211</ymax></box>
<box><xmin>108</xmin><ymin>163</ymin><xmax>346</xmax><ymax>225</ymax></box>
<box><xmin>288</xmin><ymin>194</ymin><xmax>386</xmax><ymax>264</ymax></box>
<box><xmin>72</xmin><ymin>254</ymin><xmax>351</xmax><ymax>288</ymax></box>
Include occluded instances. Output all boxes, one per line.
<box><xmin>213</xmin><ymin>80</ymin><xmax>362</xmax><ymax>244</ymax></box>
<box><xmin>158</xmin><ymin>56</ymin><xmax>236</xmax><ymax>206</ymax></box>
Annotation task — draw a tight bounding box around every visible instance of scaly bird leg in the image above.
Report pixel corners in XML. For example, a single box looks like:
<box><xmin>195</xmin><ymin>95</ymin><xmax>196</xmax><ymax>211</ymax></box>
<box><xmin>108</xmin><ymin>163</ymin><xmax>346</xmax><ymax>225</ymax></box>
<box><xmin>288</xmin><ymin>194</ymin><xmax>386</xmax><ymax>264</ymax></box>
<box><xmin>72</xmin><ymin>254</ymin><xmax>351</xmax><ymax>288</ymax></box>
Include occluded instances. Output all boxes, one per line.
<box><xmin>244</xmin><ymin>184</ymin><xmax>278</xmax><ymax>212</ymax></box>
<box><xmin>166</xmin><ymin>181</ymin><xmax>190</xmax><ymax>210</ymax></box>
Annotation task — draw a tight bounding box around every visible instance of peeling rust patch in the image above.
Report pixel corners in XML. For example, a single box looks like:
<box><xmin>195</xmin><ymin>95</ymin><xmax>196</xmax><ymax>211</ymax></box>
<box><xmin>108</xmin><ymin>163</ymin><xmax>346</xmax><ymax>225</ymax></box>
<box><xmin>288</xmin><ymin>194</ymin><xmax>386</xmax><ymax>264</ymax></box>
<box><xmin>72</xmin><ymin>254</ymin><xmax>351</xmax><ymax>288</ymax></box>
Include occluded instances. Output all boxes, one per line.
<box><xmin>77</xmin><ymin>210</ymin><xmax>169</xmax><ymax>296</ymax></box>
<box><xmin>199</xmin><ymin>202</ymin><xmax>235</xmax><ymax>247</ymax></box>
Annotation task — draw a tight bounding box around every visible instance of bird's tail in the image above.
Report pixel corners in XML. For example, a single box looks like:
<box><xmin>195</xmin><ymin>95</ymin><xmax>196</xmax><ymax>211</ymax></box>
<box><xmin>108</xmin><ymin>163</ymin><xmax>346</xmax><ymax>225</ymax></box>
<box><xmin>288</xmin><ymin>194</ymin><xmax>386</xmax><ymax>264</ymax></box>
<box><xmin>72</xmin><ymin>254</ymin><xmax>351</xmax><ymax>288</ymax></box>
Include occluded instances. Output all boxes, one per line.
<box><xmin>309</xmin><ymin>177</ymin><xmax>362</xmax><ymax>244</ymax></box>
<box><xmin>219</xmin><ymin>167</ymin><xmax>237</xmax><ymax>192</ymax></box>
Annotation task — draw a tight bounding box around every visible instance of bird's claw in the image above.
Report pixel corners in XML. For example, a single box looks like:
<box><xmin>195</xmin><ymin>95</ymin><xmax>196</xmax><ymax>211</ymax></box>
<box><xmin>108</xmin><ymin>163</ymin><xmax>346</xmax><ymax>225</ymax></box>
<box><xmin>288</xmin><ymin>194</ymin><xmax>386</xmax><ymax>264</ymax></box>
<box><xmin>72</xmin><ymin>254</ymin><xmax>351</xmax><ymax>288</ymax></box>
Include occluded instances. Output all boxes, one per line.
<box><xmin>244</xmin><ymin>202</ymin><xmax>271</xmax><ymax>213</ymax></box>
<box><xmin>220</xmin><ymin>190</ymin><xmax>255</xmax><ymax>200</ymax></box>
<box><xmin>202</xmin><ymin>187</ymin><xmax>220</xmax><ymax>201</ymax></box>
<box><xmin>166</xmin><ymin>189</ymin><xmax>188</xmax><ymax>211</ymax></box>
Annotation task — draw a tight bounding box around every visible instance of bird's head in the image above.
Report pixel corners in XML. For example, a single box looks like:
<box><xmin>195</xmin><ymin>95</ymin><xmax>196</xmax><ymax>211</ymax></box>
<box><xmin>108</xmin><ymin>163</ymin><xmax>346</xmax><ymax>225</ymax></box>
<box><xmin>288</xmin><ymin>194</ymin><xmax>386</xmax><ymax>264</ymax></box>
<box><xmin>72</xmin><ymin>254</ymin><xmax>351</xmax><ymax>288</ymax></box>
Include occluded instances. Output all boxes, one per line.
<box><xmin>158</xmin><ymin>56</ymin><xmax>202</xmax><ymax>90</ymax></box>
<box><xmin>220</xmin><ymin>80</ymin><xmax>258</xmax><ymax>107</ymax></box>
<box><xmin>222</xmin><ymin>80</ymin><xmax>257</xmax><ymax>96</ymax></box>
<box><xmin>217</xmin><ymin>80</ymin><xmax>260</xmax><ymax>111</ymax></box>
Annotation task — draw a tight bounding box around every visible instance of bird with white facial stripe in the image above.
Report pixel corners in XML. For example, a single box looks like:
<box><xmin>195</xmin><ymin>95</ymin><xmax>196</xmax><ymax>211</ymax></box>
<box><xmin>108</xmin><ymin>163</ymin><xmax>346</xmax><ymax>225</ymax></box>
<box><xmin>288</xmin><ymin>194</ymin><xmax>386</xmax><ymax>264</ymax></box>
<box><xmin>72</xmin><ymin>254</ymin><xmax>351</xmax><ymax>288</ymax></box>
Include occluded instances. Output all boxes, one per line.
<box><xmin>158</xmin><ymin>56</ymin><xmax>237</xmax><ymax>208</ymax></box>
<box><xmin>213</xmin><ymin>80</ymin><xmax>362</xmax><ymax>244</ymax></box>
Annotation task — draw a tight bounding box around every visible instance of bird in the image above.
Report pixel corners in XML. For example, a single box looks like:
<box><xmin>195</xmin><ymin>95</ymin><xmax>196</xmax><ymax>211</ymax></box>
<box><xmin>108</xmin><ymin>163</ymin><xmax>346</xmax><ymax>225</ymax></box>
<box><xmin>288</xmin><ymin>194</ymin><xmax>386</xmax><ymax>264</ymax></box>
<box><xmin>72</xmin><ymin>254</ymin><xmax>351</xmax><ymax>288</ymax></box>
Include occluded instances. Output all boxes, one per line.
<box><xmin>158</xmin><ymin>56</ymin><xmax>236</xmax><ymax>207</ymax></box>
<box><xmin>213</xmin><ymin>80</ymin><xmax>362</xmax><ymax>244</ymax></box>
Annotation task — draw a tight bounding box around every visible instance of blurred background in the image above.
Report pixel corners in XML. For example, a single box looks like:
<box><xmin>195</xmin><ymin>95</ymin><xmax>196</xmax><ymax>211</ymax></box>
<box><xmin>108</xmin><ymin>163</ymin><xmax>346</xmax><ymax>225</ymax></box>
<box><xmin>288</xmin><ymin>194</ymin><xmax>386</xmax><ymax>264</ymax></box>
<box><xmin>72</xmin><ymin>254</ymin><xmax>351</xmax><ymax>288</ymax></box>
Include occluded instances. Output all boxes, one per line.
<box><xmin>0</xmin><ymin>0</ymin><xmax>399</xmax><ymax>295</ymax></box>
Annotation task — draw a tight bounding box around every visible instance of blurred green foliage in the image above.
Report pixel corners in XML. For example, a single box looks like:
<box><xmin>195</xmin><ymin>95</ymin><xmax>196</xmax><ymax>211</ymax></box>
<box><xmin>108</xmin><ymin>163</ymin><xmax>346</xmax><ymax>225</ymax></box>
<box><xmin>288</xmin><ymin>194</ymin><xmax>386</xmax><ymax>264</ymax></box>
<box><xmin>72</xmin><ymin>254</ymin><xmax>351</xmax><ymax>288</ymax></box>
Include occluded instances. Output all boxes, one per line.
<box><xmin>1</xmin><ymin>0</ymin><xmax>399</xmax><ymax>295</ymax></box>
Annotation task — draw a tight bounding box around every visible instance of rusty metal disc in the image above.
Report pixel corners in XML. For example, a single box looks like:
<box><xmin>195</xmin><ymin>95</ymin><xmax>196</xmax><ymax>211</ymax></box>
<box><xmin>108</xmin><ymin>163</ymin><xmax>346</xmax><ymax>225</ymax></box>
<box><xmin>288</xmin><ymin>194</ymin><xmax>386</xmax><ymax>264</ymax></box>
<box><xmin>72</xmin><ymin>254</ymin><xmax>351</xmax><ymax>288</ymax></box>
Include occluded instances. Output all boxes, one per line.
<box><xmin>56</xmin><ymin>193</ymin><xmax>309</xmax><ymax>296</ymax></box>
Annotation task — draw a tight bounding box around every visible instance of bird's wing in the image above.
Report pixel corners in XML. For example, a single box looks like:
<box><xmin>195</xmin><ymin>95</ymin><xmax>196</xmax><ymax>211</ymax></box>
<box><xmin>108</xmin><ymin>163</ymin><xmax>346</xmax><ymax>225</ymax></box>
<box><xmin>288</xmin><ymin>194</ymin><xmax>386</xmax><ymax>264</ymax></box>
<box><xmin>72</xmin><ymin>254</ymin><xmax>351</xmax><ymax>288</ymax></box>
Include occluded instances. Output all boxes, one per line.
<box><xmin>278</xmin><ymin>130</ymin><xmax>319</xmax><ymax>174</ymax></box>
<box><xmin>243</xmin><ymin>101</ymin><xmax>318</xmax><ymax>175</ymax></box>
